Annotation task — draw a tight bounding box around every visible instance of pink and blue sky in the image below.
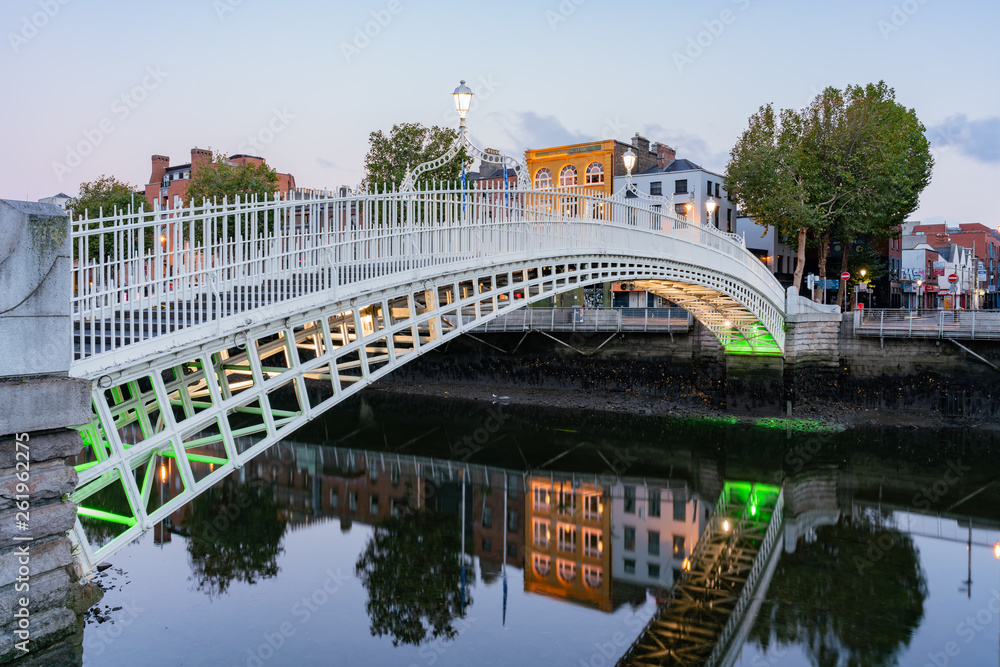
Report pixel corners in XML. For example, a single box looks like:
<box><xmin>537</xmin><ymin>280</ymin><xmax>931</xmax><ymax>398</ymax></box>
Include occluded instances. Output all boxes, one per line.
<box><xmin>2</xmin><ymin>0</ymin><xmax>997</xmax><ymax>225</ymax></box>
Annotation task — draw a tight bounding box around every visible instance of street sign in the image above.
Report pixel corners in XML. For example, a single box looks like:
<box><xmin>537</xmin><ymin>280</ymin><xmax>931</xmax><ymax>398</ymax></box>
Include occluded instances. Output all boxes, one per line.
<box><xmin>948</xmin><ymin>273</ymin><xmax>958</xmax><ymax>284</ymax></box>
<box><xmin>816</xmin><ymin>279</ymin><xmax>839</xmax><ymax>289</ymax></box>
<box><xmin>841</xmin><ymin>272</ymin><xmax>850</xmax><ymax>281</ymax></box>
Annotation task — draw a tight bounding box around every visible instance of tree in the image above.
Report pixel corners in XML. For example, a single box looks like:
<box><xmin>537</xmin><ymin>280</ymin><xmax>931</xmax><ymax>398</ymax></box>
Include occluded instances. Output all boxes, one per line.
<box><xmin>363</xmin><ymin>122</ymin><xmax>472</xmax><ymax>190</ymax></box>
<box><xmin>355</xmin><ymin>507</ymin><xmax>472</xmax><ymax>647</ymax></box>
<box><xmin>749</xmin><ymin>515</ymin><xmax>927</xmax><ymax>666</ymax></box>
<box><xmin>68</xmin><ymin>175</ymin><xmax>148</xmax><ymax>261</ymax></box>
<box><xmin>726</xmin><ymin>82</ymin><xmax>932</xmax><ymax>295</ymax></box>
<box><xmin>184</xmin><ymin>151</ymin><xmax>279</xmax><ymax>207</ymax></box>
<box><xmin>185</xmin><ymin>477</ymin><xmax>287</xmax><ymax>598</ymax></box>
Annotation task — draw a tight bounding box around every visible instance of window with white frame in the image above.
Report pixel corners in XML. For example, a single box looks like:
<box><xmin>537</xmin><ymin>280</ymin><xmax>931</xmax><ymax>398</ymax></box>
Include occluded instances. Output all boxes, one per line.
<box><xmin>534</xmin><ymin>168</ymin><xmax>552</xmax><ymax>189</ymax></box>
<box><xmin>558</xmin><ymin>523</ymin><xmax>577</xmax><ymax>552</ymax></box>
<box><xmin>533</xmin><ymin>554</ymin><xmax>551</xmax><ymax>577</ymax></box>
<box><xmin>559</xmin><ymin>165</ymin><xmax>578</xmax><ymax>187</ymax></box>
<box><xmin>583</xmin><ymin>528</ymin><xmax>602</xmax><ymax>558</ymax></box>
<box><xmin>583</xmin><ymin>494</ymin><xmax>601</xmax><ymax>520</ymax></box>
<box><xmin>558</xmin><ymin>559</ymin><xmax>576</xmax><ymax>583</ymax></box>
<box><xmin>532</xmin><ymin>518</ymin><xmax>550</xmax><ymax>548</ymax></box>
<box><xmin>585</xmin><ymin>162</ymin><xmax>604</xmax><ymax>184</ymax></box>
<box><xmin>533</xmin><ymin>485</ymin><xmax>550</xmax><ymax>512</ymax></box>
<box><xmin>583</xmin><ymin>565</ymin><xmax>602</xmax><ymax>589</ymax></box>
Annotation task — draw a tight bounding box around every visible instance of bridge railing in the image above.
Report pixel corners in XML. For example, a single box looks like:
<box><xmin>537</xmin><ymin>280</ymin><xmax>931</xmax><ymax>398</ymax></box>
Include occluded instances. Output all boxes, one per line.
<box><xmin>71</xmin><ymin>182</ymin><xmax>780</xmax><ymax>368</ymax></box>
<box><xmin>855</xmin><ymin>308</ymin><xmax>1000</xmax><ymax>340</ymax></box>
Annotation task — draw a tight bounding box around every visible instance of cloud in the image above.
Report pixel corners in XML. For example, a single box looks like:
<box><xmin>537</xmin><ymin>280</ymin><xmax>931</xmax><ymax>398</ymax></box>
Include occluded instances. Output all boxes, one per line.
<box><xmin>641</xmin><ymin>124</ymin><xmax>730</xmax><ymax>172</ymax></box>
<box><xmin>927</xmin><ymin>114</ymin><xmax>1000</xmax><ymax>163</ymax></box>
<box><xmin>316</xmin><ymin>157</ymin><xmax>336</xmax><ymax>169</ymax></box>
<box><xmin>493</xmin><ymin>111</ymin><xmax>593</xmax><ymax>150</ymax></box>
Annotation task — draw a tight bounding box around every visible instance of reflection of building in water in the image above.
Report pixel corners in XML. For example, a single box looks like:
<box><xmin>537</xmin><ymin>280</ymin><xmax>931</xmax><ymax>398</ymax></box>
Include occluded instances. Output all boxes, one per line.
<box><xmin>524</xmin><ymin>476</ymin><xmax>613</xmax><ymax>611</ymax></box>
<box><xmin>473</xmin><ymin>470</ymin><xmax>525</xmax><ymax>573</ymax></box>
<box><xmin>610</xmin><ymin>481</ymin><xmax>710</xmax><ymax>591</ymax></box>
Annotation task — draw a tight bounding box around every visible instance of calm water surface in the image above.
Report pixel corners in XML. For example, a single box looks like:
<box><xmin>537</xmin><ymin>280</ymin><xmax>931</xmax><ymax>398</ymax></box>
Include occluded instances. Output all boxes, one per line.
<box><xmin>80</xmin><ymin>395</ymin><xmax>1000</xmax><ymax>666</ymax></box>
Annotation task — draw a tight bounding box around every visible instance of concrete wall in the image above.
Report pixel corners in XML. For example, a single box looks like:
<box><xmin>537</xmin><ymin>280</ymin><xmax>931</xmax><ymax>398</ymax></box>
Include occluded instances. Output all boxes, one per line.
<box><xmin>0</xmin><ymin>200</ymin><xmax>100</xmax><ymax>665</ymax></box>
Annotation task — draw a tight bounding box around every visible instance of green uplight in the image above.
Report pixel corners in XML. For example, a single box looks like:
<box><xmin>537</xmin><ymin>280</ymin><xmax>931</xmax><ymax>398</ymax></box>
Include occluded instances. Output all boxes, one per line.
<box><xmin>77</xmin><ymin>507</ymin><xmax>137</xmax><ymax>527</ymax></box>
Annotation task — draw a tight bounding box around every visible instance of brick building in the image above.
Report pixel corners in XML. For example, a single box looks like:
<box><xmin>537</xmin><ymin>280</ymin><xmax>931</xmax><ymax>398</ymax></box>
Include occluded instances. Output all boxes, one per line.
<box><xmin>143</xmin><ymin>148</ymin><xmax>296</xmax><ymax>210</ymax></box>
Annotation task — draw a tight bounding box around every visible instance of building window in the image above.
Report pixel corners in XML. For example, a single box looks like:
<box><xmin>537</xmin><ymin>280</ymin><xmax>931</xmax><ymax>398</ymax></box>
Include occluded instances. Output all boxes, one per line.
<box><xmin>706</xmin><ymin>180</ymin><xmax>712</xmax><ymax>196</ymax></box>
<box><xmin>482</xmin><ymin>538</ymin><xmax>492</xmax><ymax>552</ymax></box>
<box><xmin>558</xmin><ymin>559</ymin><xmax>576</xmax><ymax>584</ymax></box>
<box><xmin>650</xmin><ymin>181</ymin><xmax>662</xmax><ymax>196</ymax></box>
<box><xmin>330</xmin><ymin>489</ymin><xmax>338</xmax><ymax>508</ymax></box>
<box><xmin>585</xmin><ymin>162</ymin><xmax>604</xmax><ymax>184</ymax></box>
<box><xmin>584</xmin><ymin>529</ymin><xmax>602</xmax><ymax>558</ymax></box>
<box><xmin>508</xmin><ymin>510</ymin><xmax>518</xmax><ymax>532</ymax></box>
<box><xmin>559</xmin><ymin>165</ymin><xmax>578</xmax><ymax>187</ymax></box>
<box><xmin>369</xmin><ymin>467</ymin><xmax>378</xmax><ymax>483</ymax></box>
<box><xmin>648</xmin><ymin>563</ymin><xmax>661</xmax><ymax>579</ymax></box>
<box><xmin>558</xmin><ymin>488</ymin><xmax>575</xmax><ymax>515</ymax></box>
<box><xmin>675</xmin><ymin>203</ymin><xmax>688</xmax><ymax>218</ymax></box>
<box><xmin>533</xmin><ymin>554</ymin><xmax>551</xmax><ymax>577</ymax></box>
<box><xmin>391</xmin><ymin>467</ymin><xmax>399</xmax><ymax>486</ymax></box>
<box><xmin>370</xmin><ymin>494</ymin><xmax>379</xmax><ymax>514</ymax></box>
<box><xmin>534</xmin><ymin>168</ymin><xmax>552</xmax><ymax>189</ymax></box>
<box><xmin>533</xmin><ymin>519</ymin><xmax>550</xmax><ymax>548</ymax></box>
<box><xmin>648</xmin><ymin>489</ymin><xmax>661</xmax><ymax>517</ymax></box>
<box><xmin>624</xmin><ymin>526</ymin><xmax>636</xmax><ymax>551</ymax></box>
<box><xmin>349</xmin><ymin>492</ymin><xmax>358</xmax><ymax>512</ymax></box>
<box><xmin>583</xmin><ymin>565</ymin><xmax>602</xmax><ymax>589</ymax></box>
<box><xmin>648</xmin><ymin>531</ymin><xmax>660</xmax><ymax>556</ymax></box>
<box><xmin>483</xmin><ymin>505</ymin><xmax>493</xmax><ymax>528</ymax></box>
<box><xmin>508</xmin><ymin>543</ymin><xmax>518</xmax><ymax>558</ymax></box>
<box><xmin>558</xmin><ymin>523</ymin><xmax>577</xmax><ymax>552</ymax></box>
<box><xmin>624</xmin><ymin>485</ymin><xmax>636</xmax><ymax>513</ymax></box>
<box><xmin>726</xmin><ymin>209</ymin><xmax>732</xmax><ymax>233</ymax></box>
<box><xmin>675</xmin><ymin>179</ymin><xmax>688</xmax><ymax>195</ymax></box>
<box><xmin>673</xmin><ymin>493</ymin><xmax>686</xmax><ymax>521</ymax></box>
<box><xmin>715</xmin><ymin>182</ymin><xmax>720</xmax><ymax>198</ymax></box>
<box><xmin>672</xmin><ymin>535</ymin><xmax>686</xmax><ymax>557</ymax></box>
<box><xmin>584</xmin><ymin>494</ymin><xmax>602</xmax><ymax>520</ymax></box>
<box><xmin>533</xmin><ymin>485</ymin><xmax>550</xmax><ymax>512</ymax></box>
<box><xmin>624</xmin><ymin>559</ymin><xmax>636</xmax><ymax>575</ymax></box>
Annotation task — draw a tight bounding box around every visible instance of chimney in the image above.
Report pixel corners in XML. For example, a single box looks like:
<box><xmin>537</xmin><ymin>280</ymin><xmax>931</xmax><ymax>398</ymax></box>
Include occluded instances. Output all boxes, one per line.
<box><xmin>149</xmin><ymin>155</ymin><xmax>169</xmax><ymax>186</ymax></box>
<box><xmin>481</xmin><ymin>148</ymin><xmax>501</xmax><ymax>177</ymax></box>
<box><xmin>190</xmin><ymin>147</ymin><xmax>213</xmax><ymax>175</ymax></box>
<box><xmin>630</xmin><ymin>132</ymin><xmax>651</xmax><ymax>155</ymax></box>
<box><xmin>656</xmin><ymin>143</ymin><xmax>676</xmax><ymax>169</ymax></box>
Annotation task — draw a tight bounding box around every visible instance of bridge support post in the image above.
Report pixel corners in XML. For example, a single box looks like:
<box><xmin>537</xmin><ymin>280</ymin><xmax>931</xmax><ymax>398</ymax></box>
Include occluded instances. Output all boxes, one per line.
<box><xmin>0</xmin><ymin>200</ymin><xmax>102</xmax><ymax>664</ymax></box>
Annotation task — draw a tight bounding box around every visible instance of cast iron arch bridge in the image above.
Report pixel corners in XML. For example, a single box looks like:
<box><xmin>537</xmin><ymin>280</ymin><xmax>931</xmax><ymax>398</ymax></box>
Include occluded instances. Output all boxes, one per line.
<box><xmin>68</xmin><ymin>182</ymin><xmax>786</xmax><ymax>571</ymax></box>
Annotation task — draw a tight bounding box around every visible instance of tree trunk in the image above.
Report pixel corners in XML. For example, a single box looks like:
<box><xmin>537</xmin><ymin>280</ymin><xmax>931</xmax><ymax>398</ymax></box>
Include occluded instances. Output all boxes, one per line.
<box><xmin>792</xmin><ymin>227</ymin><xmax>808</xmax><ymax>293</ymax></box>
<box><xmin>835</xmin><ymin>245</ymin><xmax>851</xmax><ymax>311</ymax></box>
<box><xmin>816</xmin><ymin>230</ymin><xmax>830</xmax><ymax>303</ymax></box>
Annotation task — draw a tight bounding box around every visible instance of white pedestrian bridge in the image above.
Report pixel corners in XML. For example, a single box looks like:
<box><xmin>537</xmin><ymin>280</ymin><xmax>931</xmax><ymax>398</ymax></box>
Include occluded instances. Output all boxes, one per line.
<box><xmin>68</xmin><ymin>183</ymin><xmax>787</xmax><ymax>570</ymax></box>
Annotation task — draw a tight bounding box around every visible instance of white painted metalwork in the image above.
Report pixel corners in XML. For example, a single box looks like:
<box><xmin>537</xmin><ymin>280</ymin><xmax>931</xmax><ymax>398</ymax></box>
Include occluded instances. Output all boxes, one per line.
<box><xmin>471</xmin><ymin>306</ymin><xmax>693</xmax><ymax>333</ymax></box>
<box><xmin>856</xmin><ymin>308</ymin><xmax>1000</xmax><ymax>340</ymax></box>
<box><xmin>67</xmin><ymin>182</ymin><xmax>786</xmax><ymax>573</ymax></box>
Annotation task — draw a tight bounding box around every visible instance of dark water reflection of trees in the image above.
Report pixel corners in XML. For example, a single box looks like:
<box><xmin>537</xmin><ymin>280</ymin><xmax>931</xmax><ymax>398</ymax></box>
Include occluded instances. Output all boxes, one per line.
<box><xmin>355</xmin><ymin>509</ymin><xmax>472</xmax><ymax>647</ymax></box>
<box><xmin>750</xmin><ymin>515</ymin><xmax>927</xmax><ymax>667</ymax></box>
<box><xmin>185</xmin><ymin>478</ymin><xmax>288</xmax><ymax>598</ymax></box>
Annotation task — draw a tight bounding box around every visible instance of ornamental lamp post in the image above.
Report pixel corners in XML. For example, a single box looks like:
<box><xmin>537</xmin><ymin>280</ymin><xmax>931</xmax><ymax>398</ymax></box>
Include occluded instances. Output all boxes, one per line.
<box><xmin>917</xmin><ymin>279</ymin><xmax>923</xmax><ymax>313</ymax></box>
<box><xmin>705</xmin><ymin>198</ymin><xmax>716</xmax><ymax>227</ymax></box>
<box><xmin>453</xmin><ymin>80</ymin><xmax>473</xmax><ymax>127</ymax></box>
<box><xmin>622</xmin><ymin>148</ymin><xmax>637</xmax><ymax>193</ymax></box>
<box><xmin>860</xmin><ymin>268</ymin><xmax>868</xmax><ymax>309</ymax></box>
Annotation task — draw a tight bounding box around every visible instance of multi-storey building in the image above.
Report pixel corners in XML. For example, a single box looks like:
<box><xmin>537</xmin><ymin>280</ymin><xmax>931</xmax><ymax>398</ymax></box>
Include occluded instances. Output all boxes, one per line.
<box><xmin>143</xmin><ymin>148</ymin><xmax>296</xmax><ymax>211</ymax></box>
<box><xmin>524</xmin><ymin>476</ymin><xmax>613</xmax><ymax>611</ymax></box>
<box><xmin>609</xmin><ymin>481</ymin><xmax>710</xmax><ymax>592</ymax></box>
<box><xmin>910</xmin><ymin>222</ymin><xmax>1000</xmax><ymax>308</ymax></box>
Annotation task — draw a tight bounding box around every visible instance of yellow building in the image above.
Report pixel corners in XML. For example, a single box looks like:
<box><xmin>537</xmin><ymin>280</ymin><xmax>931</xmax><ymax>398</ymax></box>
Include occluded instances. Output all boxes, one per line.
<box><xmin>524</xmin><ymin>135</ymin><xmax>669</xmax><ymax>306</ymax></box>
<box><xmin>523</xmin><ymin>476</ymin><xmax>613</xmax><ymax>611</ymax></box>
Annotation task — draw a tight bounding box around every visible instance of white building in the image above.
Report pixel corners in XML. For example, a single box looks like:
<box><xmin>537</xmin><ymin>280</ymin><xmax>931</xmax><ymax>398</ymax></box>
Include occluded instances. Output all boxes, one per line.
<box><xmin>609</xmin><ymin>480</ymin><xmax>710</xmax><ymax>590</ymax></box>
<box><xmin>901</xmin><ymin>235</ymin><xmax>977</xmax><ymax>309</ymax></box>
<box><xmin>38</xmin><ymin>193</ymin><xmax>71</xmax><ymax>212</ymax></box>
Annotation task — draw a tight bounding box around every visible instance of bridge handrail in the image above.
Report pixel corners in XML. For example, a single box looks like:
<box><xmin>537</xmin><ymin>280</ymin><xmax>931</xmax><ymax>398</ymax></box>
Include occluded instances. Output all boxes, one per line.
<box><xmin>854</xmin><ymin>307</ymin><xmax>1000</xmax><ymax>340</ymax></box>
<box><xmin>70</xmin><ymin>183</ymin><xmax>783</xmax><ymax>370</ymax></box>
<box><xmin>471</xmin><ymin>306</ymin><xmax>693</xmax><ymax>333</ymax></box>
<box><xmin>704</xmin><ymin>488</ymin><xmax>785</xmax><ymax>667</ymax></box>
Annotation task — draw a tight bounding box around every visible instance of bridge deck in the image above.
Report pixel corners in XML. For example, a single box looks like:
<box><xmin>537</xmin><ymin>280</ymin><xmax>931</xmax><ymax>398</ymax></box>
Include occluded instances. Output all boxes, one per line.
<box><xmin>617</xmin><ymin>482</ymin><xmax>782</xmax><ymax>667</ymax></box>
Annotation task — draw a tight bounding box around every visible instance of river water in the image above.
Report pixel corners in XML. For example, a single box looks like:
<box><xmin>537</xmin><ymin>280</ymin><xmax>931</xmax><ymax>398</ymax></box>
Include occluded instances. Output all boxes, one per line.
<box><xmin>79</xmin><ymin>393</ymin><xmax>1000</xmax><ymax>667</ymax></box>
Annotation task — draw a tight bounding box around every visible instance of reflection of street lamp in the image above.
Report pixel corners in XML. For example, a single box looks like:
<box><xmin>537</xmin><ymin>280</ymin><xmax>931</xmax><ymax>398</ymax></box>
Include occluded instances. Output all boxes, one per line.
<box><xmin>917</xmin><ymin>279</ymin><xmax>923</xmax><ymax>312</ymax></box>
<box><xmin>705</xmin><ymin>198</ymin><xmax>717</xmax><ymax>227</ymax></box>
<box><xmin>860</xmin><ymin>269</ymin><xmax>868</xmax><ymax>308</ymax></box>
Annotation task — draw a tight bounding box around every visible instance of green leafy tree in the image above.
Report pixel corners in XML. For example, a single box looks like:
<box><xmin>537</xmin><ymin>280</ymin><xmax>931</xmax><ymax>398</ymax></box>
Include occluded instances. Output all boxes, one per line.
<box><xmin>185</xmin><ymin>478</ymin><xmax>287</xmax><ymax>598</ymax></box>
<box><xmin>726</xmin><ymin>82</ymin><xmax>932</xmax><ymax>297</ymax></box>
<box><xmin>184</xmin><ymin>152</ymin><xmax>279</xmax><ymax>206</ymax></box>
<box><xmin>69</xmin><ymin>175</ymin><xmax>149</xmax><ymax>261</ymax></box>
<box><xmin>355</xmin><ymin>507</ymin><xmax>472</xmax><ymax>647</ymax></box>
<box><xmin>363</xmin><ymin>122</ymin><xmax>472</xmax><ymax>190</ymax></box>
<box><xmin>750</xmin><ymin>516</ymin><xmax>927</xmax><ymax>666</ymax></box>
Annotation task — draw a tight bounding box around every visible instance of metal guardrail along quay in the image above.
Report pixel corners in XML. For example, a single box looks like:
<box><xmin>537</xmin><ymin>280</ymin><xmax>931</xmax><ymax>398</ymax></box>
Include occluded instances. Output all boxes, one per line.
<box><xmin>470</xmin><ymin>306</ymin><xmax>693</xmax><ymax>333</ymax></box>
<box><xmin>855</xmin><ymin>308</ymin><xmax>1000</xmax><ymax>340</ymax></box>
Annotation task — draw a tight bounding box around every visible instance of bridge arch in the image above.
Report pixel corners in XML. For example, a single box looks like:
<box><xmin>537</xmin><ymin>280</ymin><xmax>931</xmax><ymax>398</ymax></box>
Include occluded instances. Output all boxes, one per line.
<box><xmin>67</xmin><ymin>185</ymin><xmax>785</xmax><ymax>570</ymax></box>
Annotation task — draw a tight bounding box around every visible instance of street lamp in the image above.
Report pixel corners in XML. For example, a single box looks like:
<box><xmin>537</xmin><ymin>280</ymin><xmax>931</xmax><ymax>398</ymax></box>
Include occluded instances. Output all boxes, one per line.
<box><xmin>452</xmin><ymin>80</ymin><xmax>473</xmax><ymax>126</ymax></box>
<box><xmin>622</xmin><ymin>148</ymin><xmax>636</xmax><ymax>175</ymax></box>
<box><xmin>705</xmin><ymin>198</ymin><xmax>717</xmax><ymax>227</ymax></box>
<box><xmin>860</xmin><ymin>269</ymin><xmax>868</xmax><ymax>309</ymax></box>
<box><xmin>916</xmin><ymin>279</ymin><xmax>923</xmax><ymax>313</ymax></box>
